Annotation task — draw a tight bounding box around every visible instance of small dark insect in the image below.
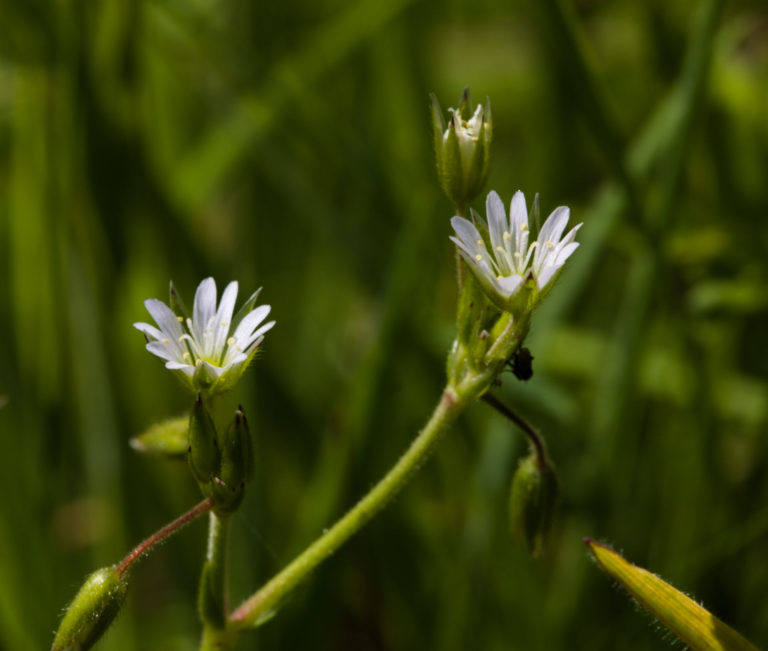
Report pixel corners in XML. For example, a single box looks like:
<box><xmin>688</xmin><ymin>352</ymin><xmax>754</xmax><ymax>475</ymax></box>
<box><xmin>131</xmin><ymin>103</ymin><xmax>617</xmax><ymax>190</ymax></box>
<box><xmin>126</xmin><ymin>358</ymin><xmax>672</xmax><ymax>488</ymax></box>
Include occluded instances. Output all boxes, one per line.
<box><xmin>511</xmin><ymin>347</ymin><xmax>534</xmax><ymax>381</ymax></box>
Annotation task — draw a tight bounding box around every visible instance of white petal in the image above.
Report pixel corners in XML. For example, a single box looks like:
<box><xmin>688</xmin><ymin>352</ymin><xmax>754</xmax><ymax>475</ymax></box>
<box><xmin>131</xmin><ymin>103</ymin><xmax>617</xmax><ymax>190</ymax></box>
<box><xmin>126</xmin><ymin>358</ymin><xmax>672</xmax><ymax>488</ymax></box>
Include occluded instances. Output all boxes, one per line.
<box><xmin>497</xmin><ymin>274</ymin><xmax>524</xmax><ymax>298</ymax></box>
<box><xmin>553</xmin><ymin>241</ymin><xmax>579</xmax><ymax>266</ymax></box>
<box><xmin>534</xmin><ymin>207</ymin><xmax>570</xmax><ymax>270</ymax></box>
<box><xmin>557</xmin><ymin>222</ymin><xmax>583</xmax><ymax>250</ymax></box>
<box><xmin>509</xmin><ymin>191</ymin><xmax>527</xmax><ymax>228</ymax></box>
<box><xmin>133</xmin><ymin>322</ymin><xmax>165</xmax><ymax>342</ymax></box>
<box><xmin>538</xmin><ymin>206</ymin><xmax>570</xmax><ymax>246</ymax></box>
<box><xmin>537</xmin><ymin>265</ymin><xmax>559</xmax><ymax>290</ymax></box>
<box><xmin>199</xmin><ymin>360</ymin><xmax>225</xmax><ymax>379</ymax></box>
<box><xmin>193</xmin><ymin>278</ymin><xmax>217</xmax><ymax>336</ymax></box>
<box><xmin>509</xmin><ymin>191</ymin><xmax>529</xmax><ymax>257</ymax></box>
<box><xmin>486</xmin><ymin>191</ymin><xmax>507</xmax><ymax>254</ymax></box>
<box><xmin>222</xmin><ymin>351</ymin><xmax>248</xmax><ymax>370</ymax></box>
<box><xmin>450</xmin><ymin>216</ymin><xmax>484</xmax><ymax>254</ymax></box>
<box><xmin>212</xmin><ymin>281</ymin><xmax>239</xmax><ymax>358</ymax></box>
<box><xmin>231</xmin><ymin>305</ymin><xmax>271</xmax><ymax>342</ymax></box>
<box><xmin>145</xmin><ymin>299</ymin><xmax>183</xmax><ymax>340</ymax></box>
<box><xmin>166</xmin><ymin>361</ymin><xmax>195</xmax><ymax>376</ymax></box>
<box><xmin>147</xmin><ymin>341</ymin><xmax>181</xmax><ymax>363</ymax></box>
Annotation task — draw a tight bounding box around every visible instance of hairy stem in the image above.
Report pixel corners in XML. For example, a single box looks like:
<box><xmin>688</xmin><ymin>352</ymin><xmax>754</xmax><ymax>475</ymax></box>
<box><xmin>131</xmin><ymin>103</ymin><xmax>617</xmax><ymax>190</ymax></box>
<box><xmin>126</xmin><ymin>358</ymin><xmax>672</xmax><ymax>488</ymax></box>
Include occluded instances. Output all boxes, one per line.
<box><xmin>116</xmin><ymin>497</ymin><xmax>214</xmax><ymax>577</ymax></box>
<box><xmin>229</xmin><ymin>385</ymin><xmax>466</xmax><ymax>629</ymax></box>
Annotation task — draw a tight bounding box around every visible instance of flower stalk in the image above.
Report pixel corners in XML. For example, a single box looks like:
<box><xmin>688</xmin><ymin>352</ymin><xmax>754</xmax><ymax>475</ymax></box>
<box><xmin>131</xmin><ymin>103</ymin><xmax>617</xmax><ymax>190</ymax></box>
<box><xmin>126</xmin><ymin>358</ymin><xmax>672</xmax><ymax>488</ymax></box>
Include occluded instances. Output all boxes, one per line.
<box><xmin>229</xmin><ymin>384</ymin><xmax>467</xmax><ymax>629</ymax></box>
<box><xmin>117</xmin><ymin>497</ymin><xmax>215</xmax><ymax>577</ymax></box>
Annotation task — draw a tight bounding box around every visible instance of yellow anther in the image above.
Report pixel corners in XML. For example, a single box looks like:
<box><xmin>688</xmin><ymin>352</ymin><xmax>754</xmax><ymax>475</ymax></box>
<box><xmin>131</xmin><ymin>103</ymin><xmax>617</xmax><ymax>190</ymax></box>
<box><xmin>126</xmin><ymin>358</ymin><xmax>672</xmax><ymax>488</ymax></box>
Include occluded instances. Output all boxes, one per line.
<box><xmin>520</xmin><ymin>223</ymin><xmax>528</xmax><ymax>232</ymax></box>
<box><xmin>220</xmin><ymin>321</ymin><xmax>228</xmax><ymax>327</ymax></box>
<box><xmin>177</xmin><ymin>316</ymin><xmax>183</xmax><ymax>322</ymax></box>
<box><xmin>227</xmin><ymin>337</ymin><xmax>235</xmax><ymax>346</ymax></box>
<box><xmin>195</xmin><ymin>359</ymin><xmax>203</xmax><ymax>367</ymax></box>
<box><xmin>475</xmin><ymin>254</ymin><xmax>483</xmax><ymax>261</ymax></box>
<box><xmin>476</xmin><ymin>239</ymin><xmax>483</xmax><ymax>246</ymax></box>
<box><xmin>178</xmin><ymin>336</ymin><xmax>185</xmax><ymax>343</ymax></box>
<box><xmin>546</xmin><ymin>240</ymin><xmax>554</xmax><ymax>249</ymax></box>
<box><xmin>183</xmin><ymin>352</ymin><xmax>191</xmax><ymax>360</ymax></box>
<box><xmin>503</xmin><ymin>231</ymin><xmax>511</xmax><ymax>241</ymax></box>
<box><xmin>162</xmin><ymin>338</ymin><xmax>169</xmax><ymax>344</ymax></box>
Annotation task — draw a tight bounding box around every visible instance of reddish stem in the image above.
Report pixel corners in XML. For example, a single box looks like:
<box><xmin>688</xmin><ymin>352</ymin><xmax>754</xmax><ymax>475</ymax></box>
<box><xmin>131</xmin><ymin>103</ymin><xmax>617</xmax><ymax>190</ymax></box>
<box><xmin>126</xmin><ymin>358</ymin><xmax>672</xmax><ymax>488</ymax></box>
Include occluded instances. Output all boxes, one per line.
<box><xmin>117</xmin><ymin>497</ymin><xmax>215</xmax><ymax>577</ymax></box>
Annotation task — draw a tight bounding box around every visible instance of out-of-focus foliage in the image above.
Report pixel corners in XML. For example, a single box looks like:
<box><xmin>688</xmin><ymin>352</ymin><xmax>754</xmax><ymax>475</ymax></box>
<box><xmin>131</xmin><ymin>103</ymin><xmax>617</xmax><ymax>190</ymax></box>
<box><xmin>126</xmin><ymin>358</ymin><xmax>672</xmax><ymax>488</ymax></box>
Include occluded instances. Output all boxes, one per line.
<box><xmin>1</xmin><ymin>0</ymin><xmax>767</xmax><ymax>649</ymax></box>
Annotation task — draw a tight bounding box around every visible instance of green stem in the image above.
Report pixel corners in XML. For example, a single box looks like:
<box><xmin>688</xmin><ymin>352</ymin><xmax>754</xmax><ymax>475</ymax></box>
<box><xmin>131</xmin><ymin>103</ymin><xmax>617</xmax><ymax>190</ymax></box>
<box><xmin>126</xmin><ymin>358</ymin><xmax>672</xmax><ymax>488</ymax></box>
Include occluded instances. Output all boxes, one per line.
<box><xmin>229</xmin><ymin>385</ymin><xmax>466</xmax><ymax>629</ymax></box>
<box><xmin>199</xmin><ymin>512</ymin><xmax>231</xmax><ymax>641</ymax></box>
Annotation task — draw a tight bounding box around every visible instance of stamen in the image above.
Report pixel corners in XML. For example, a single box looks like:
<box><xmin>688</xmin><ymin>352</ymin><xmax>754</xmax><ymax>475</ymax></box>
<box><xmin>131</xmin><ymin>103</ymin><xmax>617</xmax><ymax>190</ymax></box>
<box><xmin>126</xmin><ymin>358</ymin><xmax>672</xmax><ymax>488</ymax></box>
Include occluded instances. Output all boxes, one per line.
<box><xmin>520</xmin><ymin>223</ymin><xmax>528</xmax><ymax>232</ymax></box>
<box><xmin>162</xmin><ymin>338</ymin><xmax>169</xmax><ymax>344</ymax></box>
<box><xmin>546</xmin><ymin>240</ymin><xmax>554</xmax><ymax>249</ymax></box>
<box><xmin>183</xmin><ymin>352</ymin><xmax>191</xmax><ymax>360</ymax></box>
<box><xmin>220</xmin><ymin>321</ymin><xmax>228</xmax><ymax>327</ymax></box>
<box><xmin>475</xmin><ymin>254</ymin><xmax>483</xmax><ymax>261</ymax></box>
<box><xmin>177</xmin><ymin>316</ymin><xmax>183</xmax><ymax>322</ymax></box>
<box><xmin>195</xmin><ymin>359</ymin><xmax>203</xmax><ymax>367</ymax></box>
<box><xmin>227</xmin><ymin>337</ymin><xmax>235</xmax><ymax>346</ymax></box>
<box><xmin>503</xmin><ymin>231</ymin><xmax>511</xmax><ymax>241</ymax></box>
<box><xmin>476</xmin><ymin>239</ymin><xmax>483</xmax><ymax>246</ymax></box>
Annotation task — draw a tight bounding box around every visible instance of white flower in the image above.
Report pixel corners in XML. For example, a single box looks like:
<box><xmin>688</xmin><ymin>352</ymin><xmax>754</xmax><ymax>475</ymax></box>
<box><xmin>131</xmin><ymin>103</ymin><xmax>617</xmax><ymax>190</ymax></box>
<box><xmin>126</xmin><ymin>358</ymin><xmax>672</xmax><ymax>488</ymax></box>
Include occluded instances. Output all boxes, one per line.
<box><xmin>450</xmin><ymin>190</ymin><xmax>582</xmax><ymax>309</ymax></box>
<box><xmin>448</xmin><ymin>104</ymin><xmax>485</xmax><ymax>160</ymax></box>
<box><xmin>134</xmin><ymin>277</ymin><xmax>275</xmax><ymax>394</ymax></box>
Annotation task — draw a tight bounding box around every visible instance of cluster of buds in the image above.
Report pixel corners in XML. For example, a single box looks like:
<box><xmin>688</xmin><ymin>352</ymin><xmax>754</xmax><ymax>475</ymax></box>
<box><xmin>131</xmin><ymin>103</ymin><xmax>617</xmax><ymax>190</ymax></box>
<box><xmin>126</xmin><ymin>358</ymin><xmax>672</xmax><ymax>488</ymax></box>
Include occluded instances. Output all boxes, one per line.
<box><xmin>188</xmin><ymin>394</ymin><xmax>255</xmax><ymax>514</ymax></box>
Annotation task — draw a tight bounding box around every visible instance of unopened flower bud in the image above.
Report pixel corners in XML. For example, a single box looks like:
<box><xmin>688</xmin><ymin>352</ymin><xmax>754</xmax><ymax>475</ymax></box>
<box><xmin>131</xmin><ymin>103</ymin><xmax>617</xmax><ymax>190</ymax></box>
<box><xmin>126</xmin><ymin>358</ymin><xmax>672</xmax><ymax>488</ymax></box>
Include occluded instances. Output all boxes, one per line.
<box><xmin>52</xmin><ymin>566</ymin><xmax>128</xmax><ymax>651</ymax></box>
<box><xmin>188</xmin><ymin>394</ymin><xmax>220</xmax><ymax>490</ymax></box>
<box><xmin>508</xmin><ymin>452</ymin><xmax>559</xmax><ymax>557</ymax></box>
<box><xmin>430</xmin><ymin>88</ymin><xmax>492</xmax><ymax>207</ymax></box>
<box><xmin>211</xmin><ymin>407</ymin><xmax>254</xmax><ymax>513</ymax></box>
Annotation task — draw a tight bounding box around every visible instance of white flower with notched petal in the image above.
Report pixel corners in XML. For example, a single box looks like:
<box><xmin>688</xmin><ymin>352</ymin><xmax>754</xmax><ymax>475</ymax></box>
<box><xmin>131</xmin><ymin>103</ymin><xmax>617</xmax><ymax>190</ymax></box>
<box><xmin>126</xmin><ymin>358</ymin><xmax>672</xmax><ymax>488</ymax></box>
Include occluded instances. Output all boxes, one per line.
<box><xmin>134</xmin><ymin>278</ymin><xmax>275</xmax><ymax>395</ymax></box>
<box><xmin>450</xmin><ymin>190</ymin><xmax>582</xmax><ymax>311</ymax></box>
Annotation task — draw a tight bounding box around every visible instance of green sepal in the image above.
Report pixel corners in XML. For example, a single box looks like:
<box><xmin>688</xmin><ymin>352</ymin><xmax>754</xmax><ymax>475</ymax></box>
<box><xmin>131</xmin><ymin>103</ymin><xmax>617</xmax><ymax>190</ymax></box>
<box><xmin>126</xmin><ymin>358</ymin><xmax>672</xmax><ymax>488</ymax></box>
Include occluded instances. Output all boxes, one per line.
<box><xmin>51</xmin><ymin>566</ymin><xmax>128</xmax><ymax>651</ymax></box>
<box><xmin>457</xmin><ymin>87</ymin><xmax>472</xmax><ymax>121</ymax></box>
<box><xmin>508</xmin><ymin>452</ymin><xmax>559</xmax><ymax>557</ymax></box>
<box><xmin>169</xmin><ymin>280</ymin><xmax>191</xmax><ymax>322</ymax></box>
<box><xmin>439</xmin><ymin>117</ymin><xmax>463</xmax><ymax>206</ymax></box>
<box><xmin>429</xmin><ymin>93</ymin><xmax>446</xmax><ymax>157</ymax></box>
<box><xmin>188</xmin><ymin>394</ymin><xmax>220</xmax><ymax>489</ymax></box>
<box><xmin>219</xmin><ymin>407</ymin><xmax>254</xmax><ymax>487</ymax></box>
<box><xmin>130</xmin><ymin>415</ymin><xmax>188</xmax><ymax>458</ymax></box>
<box><xmin>231</xmin><ymin>287</ymin><xmax>262</xmax><ymax>331</ymax></box>
<box><xmin>206</xmin><ymin>407</ymin><xmax>253</xmax><ymax>514</ymax></box>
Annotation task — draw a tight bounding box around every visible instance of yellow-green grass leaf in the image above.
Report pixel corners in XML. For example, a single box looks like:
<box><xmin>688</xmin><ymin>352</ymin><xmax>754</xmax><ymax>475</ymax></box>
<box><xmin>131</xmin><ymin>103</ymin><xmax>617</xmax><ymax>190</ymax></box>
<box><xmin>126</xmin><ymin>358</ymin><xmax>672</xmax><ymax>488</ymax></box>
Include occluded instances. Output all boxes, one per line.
<box><xmin>585</xmin><ymin>539</ymin><xmax>759</xmax><ymax>651</ymax></box>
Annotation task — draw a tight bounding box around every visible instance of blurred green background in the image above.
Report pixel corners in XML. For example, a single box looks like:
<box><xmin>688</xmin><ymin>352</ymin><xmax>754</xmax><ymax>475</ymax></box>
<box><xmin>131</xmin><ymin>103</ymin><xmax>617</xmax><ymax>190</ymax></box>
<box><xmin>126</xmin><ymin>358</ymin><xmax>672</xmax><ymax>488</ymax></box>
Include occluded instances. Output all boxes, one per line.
<box><xmin>1</xmin><ymin>0</ymin><xmax>768</xmax><ymax>649</ymax></box>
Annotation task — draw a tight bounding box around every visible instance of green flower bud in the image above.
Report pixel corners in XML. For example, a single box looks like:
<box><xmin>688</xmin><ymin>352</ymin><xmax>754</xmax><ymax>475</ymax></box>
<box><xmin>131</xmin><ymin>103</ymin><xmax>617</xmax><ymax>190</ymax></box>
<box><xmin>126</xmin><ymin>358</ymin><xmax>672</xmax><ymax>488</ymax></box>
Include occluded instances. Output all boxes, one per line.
<box><xmin>52</xmin><ymin>566</ymin><xmax>128</xmax><ymax>651</ymax></box>
<box><xmin>188</xmin><ymin>394</ymin><xmax>220</xmax><ymax>490</ymax></box>
<box><xmin>220</xmin><ymin>407</ymin><xmax>254</xmax><ymax>487</ymax></box>
<box><xmin>430</xmin><ymin>88</ymin><xmax>492</xmax><ymax>207</ymax></box>
<box><xmin>211</xmin><ymin>407</ymin><xmax>254</xmax><ymax>513</ymax></box>
<box><xmin>508</xmin><ymin>453</ymin><xmax>559</xmax><ymax>557</ymax></box>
